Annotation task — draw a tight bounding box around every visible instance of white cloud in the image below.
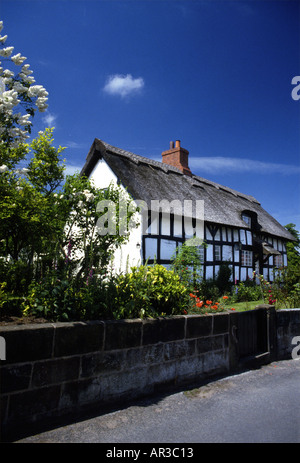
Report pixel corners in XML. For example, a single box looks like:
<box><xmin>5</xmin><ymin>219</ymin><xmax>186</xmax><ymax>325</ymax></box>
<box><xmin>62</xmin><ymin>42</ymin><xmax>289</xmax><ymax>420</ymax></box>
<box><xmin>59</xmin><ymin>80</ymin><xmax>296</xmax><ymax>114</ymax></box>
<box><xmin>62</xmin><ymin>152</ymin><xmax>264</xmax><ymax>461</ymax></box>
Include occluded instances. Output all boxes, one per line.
<box><xmin>103</xmin><ymin>74</ymin><xmax>144</xmax><ymax>98</ymax></box>
<box><xmin>65</xmin><ymin>141</ymin><xmax>86</xmax><ymax>149</ymax></box>
<box><xmin>64</xmin><ymin>164</ymin><xmax>82</xmax><ymax>176</ymax></box>
<box><xmin>42</xmin><ymin>111</ymin><xmax>57</xmax><ymax>127</ymax></box>
<box><xmin>189</xmin><ymin>157</ymin><xmax>300</xmax><ymax>175</ymax></box>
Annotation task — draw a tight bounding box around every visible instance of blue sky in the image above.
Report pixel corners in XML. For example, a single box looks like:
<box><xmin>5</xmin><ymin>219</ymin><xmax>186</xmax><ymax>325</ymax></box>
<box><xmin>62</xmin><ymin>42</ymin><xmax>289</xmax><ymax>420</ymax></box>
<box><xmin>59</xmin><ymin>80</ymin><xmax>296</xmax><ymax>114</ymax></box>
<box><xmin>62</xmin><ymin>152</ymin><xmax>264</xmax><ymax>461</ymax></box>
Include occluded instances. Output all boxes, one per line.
<box><xmin>1</xmin><ymin>0</ymin><xmax>300</xmax><ymax>232</ymax></box>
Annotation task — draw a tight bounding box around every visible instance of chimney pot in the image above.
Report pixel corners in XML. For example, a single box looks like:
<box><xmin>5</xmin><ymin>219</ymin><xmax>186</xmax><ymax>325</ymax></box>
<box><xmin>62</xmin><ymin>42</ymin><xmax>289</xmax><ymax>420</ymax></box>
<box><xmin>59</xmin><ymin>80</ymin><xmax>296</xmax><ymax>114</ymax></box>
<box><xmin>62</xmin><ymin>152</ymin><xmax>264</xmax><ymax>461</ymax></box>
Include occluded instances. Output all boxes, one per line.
<box><xmin>175</xmin><ymin>140</ymin><xmax>181</xmax><ymax>148</ymax></box>
<box><xmin>170</xmin><ymin>141</ymin><xmax>174</xmax><ymax>149</ymax></box>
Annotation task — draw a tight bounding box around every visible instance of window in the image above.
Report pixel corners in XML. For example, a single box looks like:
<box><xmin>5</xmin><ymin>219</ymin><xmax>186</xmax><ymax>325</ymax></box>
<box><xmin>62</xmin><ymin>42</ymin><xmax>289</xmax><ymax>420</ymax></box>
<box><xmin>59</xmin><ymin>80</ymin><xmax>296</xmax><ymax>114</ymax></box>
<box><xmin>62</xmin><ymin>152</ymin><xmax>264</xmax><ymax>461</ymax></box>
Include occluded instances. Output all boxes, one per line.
<box><xmin>234</xmin><ymin>266</ymin><xmax>239</xmax><ymax>282</ymax></box>
<box><xmin>207</xmin><ymin>244</ymin><xmax>213</xmax><ymax>261</ymax></box>
<box><xmin>246</xmin><ymin>231</ymin><xmax>252</xmax><ymax>245</ymax></box>
<box><xmin>144</xmin><ymin>237</ymin><xmax>158</xmax><ymax>260</ymax></box>
<box><xmin>274</xmin><ymin>254</ymin><xmax>283</xmax><ymax>268</ymax></box>
<box><xmin>198</xmin><ymin>245</ymin><xmax>205</xmax><ymax>263</ymax></box>
<box><xmin>240</xmin><ymin>267</ymin><xmax>247</xmax><ymax>281</ymax></box>
<box><xmin>242</xmin><ymin>214</ymin><xmax>251</xmax><ymax>227</ymax></box>
<box><xmin>205</xmin><ymin>225</ymin><xmax>213</xmax><ymax>240</ymax></box>
<box><xmin>214</xmin><ymin>245</ymin><xmax>221</xmax><ymax>260</ymax></box>
<box><xmin>241</xmin><ymin>250</ymin><xmax>253</xmax><ymax>267</ymax></box>
<box><xmin>234</xmin><ymin>246</ymin><xmax>240</xmax><ymax>262</ymax></box>
<box><xmin>214</xmin><ymin>227</ymin><xmax>220</xmax><ymax>241</ymax></box>
<box><xmin>160</xmin><ymin>239</ymin><xmax>177</xmax><ymax>260</ymax></box>
<box><xmin>223</xmin><ymin>245</ymin><xmax>233</xmax><ymax>261</ymax></box>
<box><xmin>206</xmin><ymin>266</ymin><xmax>213</xmax><ymax>279</ymax></box>
<box><xmin>240</xmin><ymin>230</ymin><xmax>247</xmax><ymax>245</ymax></box>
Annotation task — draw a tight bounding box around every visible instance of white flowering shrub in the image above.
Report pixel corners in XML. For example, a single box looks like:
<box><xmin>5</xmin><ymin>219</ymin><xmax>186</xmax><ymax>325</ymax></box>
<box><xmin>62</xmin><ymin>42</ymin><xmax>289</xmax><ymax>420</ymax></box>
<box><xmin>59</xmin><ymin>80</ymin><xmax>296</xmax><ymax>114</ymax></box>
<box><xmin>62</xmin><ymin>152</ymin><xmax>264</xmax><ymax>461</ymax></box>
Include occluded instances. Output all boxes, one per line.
<box><xmin>0</xmin><ymin>21</ymin><xmax>141</xmax><ymax>321</ymax></box>
<box><xmin>0</xmin><ymin>20</ymin><xmax>48</xmax><ymax>152</ymax></box>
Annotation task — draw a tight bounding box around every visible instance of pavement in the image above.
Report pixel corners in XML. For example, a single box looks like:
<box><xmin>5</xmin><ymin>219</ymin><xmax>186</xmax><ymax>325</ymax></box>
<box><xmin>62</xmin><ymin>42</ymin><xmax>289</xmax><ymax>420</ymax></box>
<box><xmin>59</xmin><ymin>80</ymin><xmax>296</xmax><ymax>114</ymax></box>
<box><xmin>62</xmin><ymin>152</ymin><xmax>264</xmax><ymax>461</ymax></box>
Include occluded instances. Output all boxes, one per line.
<box><xmin>15</xmin><ymin>359</ymin><xmax>300</xmax><ymax>444</ymax></box>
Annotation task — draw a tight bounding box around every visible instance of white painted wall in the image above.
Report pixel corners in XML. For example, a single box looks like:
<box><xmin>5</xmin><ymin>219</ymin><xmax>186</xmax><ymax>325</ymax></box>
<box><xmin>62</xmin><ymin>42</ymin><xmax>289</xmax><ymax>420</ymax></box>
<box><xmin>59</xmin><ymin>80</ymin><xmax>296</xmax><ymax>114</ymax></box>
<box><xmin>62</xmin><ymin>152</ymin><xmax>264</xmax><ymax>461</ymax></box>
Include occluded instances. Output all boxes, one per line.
<box><xmin>89</xmin><ymin>159</ymin><xmax>142</xmax><ymax>273</ymax></box>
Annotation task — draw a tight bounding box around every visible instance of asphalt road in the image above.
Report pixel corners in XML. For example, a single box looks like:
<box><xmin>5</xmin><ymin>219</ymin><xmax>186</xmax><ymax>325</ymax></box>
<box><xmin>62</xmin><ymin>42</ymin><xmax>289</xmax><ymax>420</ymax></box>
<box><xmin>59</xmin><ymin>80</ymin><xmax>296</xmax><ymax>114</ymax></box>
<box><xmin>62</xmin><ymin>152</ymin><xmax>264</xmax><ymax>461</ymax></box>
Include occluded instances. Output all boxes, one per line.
<box><xmin>16</xmin><ymin>359</ymin><xmax>300</xmax><ymax>444</ymax></box>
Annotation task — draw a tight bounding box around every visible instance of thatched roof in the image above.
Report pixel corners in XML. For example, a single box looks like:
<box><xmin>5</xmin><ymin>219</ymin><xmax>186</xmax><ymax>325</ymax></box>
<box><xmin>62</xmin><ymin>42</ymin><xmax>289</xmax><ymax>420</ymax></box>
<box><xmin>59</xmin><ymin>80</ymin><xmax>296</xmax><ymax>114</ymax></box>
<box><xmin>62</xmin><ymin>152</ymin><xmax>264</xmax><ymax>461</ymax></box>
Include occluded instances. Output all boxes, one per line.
<box><xmin>81</xmin><ymin>138</ymin><xmax>294</xmax><ymax>241</ymax></box>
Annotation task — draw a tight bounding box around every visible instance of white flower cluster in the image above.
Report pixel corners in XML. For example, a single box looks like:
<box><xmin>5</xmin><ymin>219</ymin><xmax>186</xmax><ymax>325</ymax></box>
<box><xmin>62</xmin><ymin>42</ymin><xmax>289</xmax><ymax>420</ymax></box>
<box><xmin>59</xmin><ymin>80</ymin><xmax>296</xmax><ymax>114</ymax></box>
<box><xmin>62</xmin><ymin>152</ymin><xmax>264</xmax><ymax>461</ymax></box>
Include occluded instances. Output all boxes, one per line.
<box><xmin>82</xmin><ymin>189</ymin><xmax>95</xmax><ymax>202</ymax></box>
<box><xmin>0</xmin><ymin>21</ymin><xmax>49</xmax><ymax>146</ymax></box>
<box><xmin>0</xmin><ymin>163</ymin><xmax>29</xmax><ymax>175</ymax></box>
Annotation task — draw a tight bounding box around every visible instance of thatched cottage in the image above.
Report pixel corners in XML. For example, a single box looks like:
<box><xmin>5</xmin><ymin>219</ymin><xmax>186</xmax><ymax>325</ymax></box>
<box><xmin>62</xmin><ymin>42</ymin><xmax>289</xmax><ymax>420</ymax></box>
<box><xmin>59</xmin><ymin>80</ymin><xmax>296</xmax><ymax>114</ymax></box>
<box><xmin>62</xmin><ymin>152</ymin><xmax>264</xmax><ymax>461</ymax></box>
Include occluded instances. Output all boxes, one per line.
<box><xmin>80</xmin><ymin>138</ymin><xmax>294</xmax><ymax>282</ymax></box>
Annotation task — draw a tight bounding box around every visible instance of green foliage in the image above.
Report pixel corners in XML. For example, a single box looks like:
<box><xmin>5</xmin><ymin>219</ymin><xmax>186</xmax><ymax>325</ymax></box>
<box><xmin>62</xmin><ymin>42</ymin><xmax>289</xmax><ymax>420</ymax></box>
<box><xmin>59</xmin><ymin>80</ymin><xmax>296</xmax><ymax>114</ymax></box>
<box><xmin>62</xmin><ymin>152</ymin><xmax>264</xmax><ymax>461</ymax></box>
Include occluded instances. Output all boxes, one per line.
<box><xmin>170</xmin><ymin>242</ymin><xmax>204</xmax><ymax>292</ymax></box>
<box><xmin>23</xmin><ymin>270</ymin><xmax>77</xmax><ymax>321</ymax></box>
<box><xmin>27</xmin><ymin>128</ymin><xmax>65</xmax><ymax>194</ymax></box>
<box><xmin>215</xmin><ymin>262</ymin><xmax>232</xmax><ymax>295</ymax></box>
<box><xmin>2</xmin><ymin>123</ymin><xmax>300</xmax><ymax>321</ymax></box>
<box><xmin>285</xmin><ymin>223</ymin><xmax>300</xmax><ymax>269</ymax></box>
<box><xmin>252</xmin><ymin>269</ymin><xmax>300</xmax><ymax>309</ymax></box>
<box><xmin>0</xmin><ymin>128</ymin><xmax>66</xmax><ymax>263</ymax></box>
<box><xmin>61</xmin><ymin>173</ymin><xmax>139</xmax><ymax>280</ymax></box>
<box><xmin>113</xmin><ymin>264</ymin><xmax>188</xmax><ymax>319</ymax></box>
<box><xmin>0</xmin><ymin>142</ymin><xmax>29</xmax><ymax>170</ymax></box>
<box><xmin>22</xmin><ymin>271</ymin><xmax>112</xmax><ymax>322</ymax></box>
<box><xmin>21</xmin><ymin>264</ymin><xmax>188</xmax><ymax>322</ymax></box>
<box><xmin>197</xmin><ymin>278</ymin><xmax>220</xmax><ymax>302</ymax></box>
<box><xmin>231</xmin><ymin>280</ymin><xmax>262</xmax><ymax>303</ymax></box>
<box><xmin>289</xmin><ymin>283</ymin><xmax>300</xmax><ymax>307</ymax></box>
<box><xmin>1</xmin><ymin>126</ymin><xmax>139</xmax><ymax>320</ymax></box>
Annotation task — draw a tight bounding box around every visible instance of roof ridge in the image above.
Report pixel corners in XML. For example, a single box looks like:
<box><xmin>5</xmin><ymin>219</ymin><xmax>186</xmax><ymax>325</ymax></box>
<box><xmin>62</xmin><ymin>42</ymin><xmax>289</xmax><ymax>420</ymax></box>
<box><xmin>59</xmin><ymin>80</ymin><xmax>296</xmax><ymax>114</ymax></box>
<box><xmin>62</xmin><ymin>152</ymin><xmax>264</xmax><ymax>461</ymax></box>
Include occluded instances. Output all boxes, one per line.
<box><xmin>98</xmin><ymin>139</ymin><xmax>260</xmax><ymax>204</ymax></box>
<box><xmin>190</xmin><ymin>174</ymin><xmax>260</xmax><ymax>204</ymax></box>
<box><xmin>100</xmin><ymin>140</ymin><xmax>184</xmax><ymax>175</ymax></box>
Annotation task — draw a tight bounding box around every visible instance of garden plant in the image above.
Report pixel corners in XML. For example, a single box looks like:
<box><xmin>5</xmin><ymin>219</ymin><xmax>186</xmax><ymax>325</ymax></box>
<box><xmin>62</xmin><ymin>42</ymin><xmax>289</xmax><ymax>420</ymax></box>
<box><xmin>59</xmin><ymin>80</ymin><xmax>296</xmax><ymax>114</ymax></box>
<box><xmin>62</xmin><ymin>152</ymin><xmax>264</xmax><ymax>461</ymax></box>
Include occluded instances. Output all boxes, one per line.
<box><xmin>1</xmin><ymin>21</ymin><xmax>299</xmax><ymax>323</ymax></box>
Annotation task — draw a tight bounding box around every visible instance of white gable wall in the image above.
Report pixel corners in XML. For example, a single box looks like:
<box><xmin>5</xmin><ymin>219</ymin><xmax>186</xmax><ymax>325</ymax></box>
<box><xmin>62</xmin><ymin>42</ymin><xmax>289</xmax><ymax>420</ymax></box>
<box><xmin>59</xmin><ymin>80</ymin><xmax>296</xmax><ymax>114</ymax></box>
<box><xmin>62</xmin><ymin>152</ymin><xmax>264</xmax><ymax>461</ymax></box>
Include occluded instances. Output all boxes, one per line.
<box><xmin>89</xmin><ymin>159</ymin><xmax>142</xmax><ymax>273</ymax></box>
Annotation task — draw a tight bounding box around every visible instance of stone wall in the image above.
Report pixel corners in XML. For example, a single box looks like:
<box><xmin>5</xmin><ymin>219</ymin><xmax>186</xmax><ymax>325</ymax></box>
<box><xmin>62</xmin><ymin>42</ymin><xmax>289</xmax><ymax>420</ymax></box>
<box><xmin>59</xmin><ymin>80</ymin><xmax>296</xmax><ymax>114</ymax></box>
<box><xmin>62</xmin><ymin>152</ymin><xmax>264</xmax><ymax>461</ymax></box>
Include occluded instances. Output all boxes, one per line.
<box><xmin>1</xmin><ymin>308</ymin><xmax>299</xmax><ymax>441</ymax></box>
<box><xmin>276</xmin><ymin>309</ymin><xmax>300</xmax><ymax>360</ymax></box>
<box><xmin>0</xmin><ymin>314</ymin><xmax>229</xmax><ymax>440</ymax></box>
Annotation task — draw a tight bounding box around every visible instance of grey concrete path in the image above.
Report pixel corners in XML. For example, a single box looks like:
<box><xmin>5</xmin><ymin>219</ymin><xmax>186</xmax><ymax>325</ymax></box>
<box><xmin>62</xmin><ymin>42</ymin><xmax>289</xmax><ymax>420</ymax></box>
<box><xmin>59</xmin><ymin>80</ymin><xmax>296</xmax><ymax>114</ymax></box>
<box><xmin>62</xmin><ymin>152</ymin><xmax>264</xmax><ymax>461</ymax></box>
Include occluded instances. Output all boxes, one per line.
<box><xmin>16</xmin><ymin>359</ymin><xmax>300</xmax><ymax>444</ymax></box>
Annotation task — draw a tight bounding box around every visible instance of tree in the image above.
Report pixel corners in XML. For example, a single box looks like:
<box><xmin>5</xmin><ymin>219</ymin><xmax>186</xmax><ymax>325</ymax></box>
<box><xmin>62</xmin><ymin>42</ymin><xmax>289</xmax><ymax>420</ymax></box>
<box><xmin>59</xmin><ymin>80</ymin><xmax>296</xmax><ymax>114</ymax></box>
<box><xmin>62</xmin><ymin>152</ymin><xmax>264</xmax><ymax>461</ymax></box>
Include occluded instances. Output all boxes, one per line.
<box><xmin>0</xmin><ymin>128</ymin><xmax>139</xmax><ymax>293</ymax></box>
<box><xmin>0</xmin><ymin>21</ymin><xmax>139</xmax><ymax>319</ymax></box>
<box><xmin>171</xmin><ymin>243</ymin><xmax>204</xmax><ymax>292</ymax></box>
<box><xmin>0</xmin><ymin>129</ymin><xmax>66</xmax><ymax>298</ymax></box>
<box><xmin>285</xmin><ymin>223</ymin><xmax>300</xmax><ymax>269</ymax></box>
<box><xmin>216</xmin><ymin>262</ymin><xmax>232</xmax><ymax>295</ymax></box>
<box><xmin>279</xmin><ymin>223</ymin><xmax>300</xmax><ymax>292</ymax></box>
<box><xmin>60</xmin><ymin>172</ymin><xmax>139</xmax><ymax>281</ymax></box>
<box><xmin>0</xmin><ymin>20</ymin><xmax>48</xmax><ymax>161</ymax></box>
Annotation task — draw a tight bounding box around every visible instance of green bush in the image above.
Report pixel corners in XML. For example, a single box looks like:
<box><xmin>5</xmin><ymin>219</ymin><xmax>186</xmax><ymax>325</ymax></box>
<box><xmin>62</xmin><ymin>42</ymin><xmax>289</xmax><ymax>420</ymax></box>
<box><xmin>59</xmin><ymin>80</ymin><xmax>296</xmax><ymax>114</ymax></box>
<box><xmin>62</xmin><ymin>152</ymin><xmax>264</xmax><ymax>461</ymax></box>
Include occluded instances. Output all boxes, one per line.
<box><xmin>198</xmin><ymin>278</ymin><xmax>220</xmax><ymax>301</ymax></box>
<box><xmin>23</xmin><ymin>270</ymin><xmax>78</xmax><ymax>321</ymax></box>
<box><xmin>170</xmin><ymin>243</ymin><xmax>203</xmax><ymax>292</ymax></box>
<box><xmin>22</xmin><ymin>264</ymin><xmax>188</xmax><ymax>321</ymax></box>
<box><xmin>113</xmin><ymin>264</ymin><xmax>188</xmax><ymax>319</ymax></box>
<box><xmin>232</xmin><ymin>280</ymin><xmax>262</xmax><ymax>302</ymax></box>
<box><xmin>215</xmin><ymin>262</ymin><xmax>232</xmax><ymax>295</ymax></box>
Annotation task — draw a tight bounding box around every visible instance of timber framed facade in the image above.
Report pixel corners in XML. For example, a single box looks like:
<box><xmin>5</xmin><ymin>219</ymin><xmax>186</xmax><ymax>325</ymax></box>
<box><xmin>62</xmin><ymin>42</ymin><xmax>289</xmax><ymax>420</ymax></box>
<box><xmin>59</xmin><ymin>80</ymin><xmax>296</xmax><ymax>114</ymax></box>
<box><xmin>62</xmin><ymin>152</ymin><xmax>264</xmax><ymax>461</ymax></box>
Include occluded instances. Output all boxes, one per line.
<box><xmin>81</xmin><ymin>138</ymin><xmax>294</xmax><ymax>282</ymax></box>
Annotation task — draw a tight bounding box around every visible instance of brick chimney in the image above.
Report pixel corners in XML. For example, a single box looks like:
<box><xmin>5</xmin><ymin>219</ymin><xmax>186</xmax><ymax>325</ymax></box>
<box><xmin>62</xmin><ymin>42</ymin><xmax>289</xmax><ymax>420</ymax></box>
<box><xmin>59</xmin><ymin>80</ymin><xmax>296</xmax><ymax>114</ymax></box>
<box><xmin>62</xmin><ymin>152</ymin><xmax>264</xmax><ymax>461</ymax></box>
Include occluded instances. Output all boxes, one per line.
<box><xmin>161</xmin><ymin>140</ymin><xmax>192</xmax><ymax>176</ymax></box>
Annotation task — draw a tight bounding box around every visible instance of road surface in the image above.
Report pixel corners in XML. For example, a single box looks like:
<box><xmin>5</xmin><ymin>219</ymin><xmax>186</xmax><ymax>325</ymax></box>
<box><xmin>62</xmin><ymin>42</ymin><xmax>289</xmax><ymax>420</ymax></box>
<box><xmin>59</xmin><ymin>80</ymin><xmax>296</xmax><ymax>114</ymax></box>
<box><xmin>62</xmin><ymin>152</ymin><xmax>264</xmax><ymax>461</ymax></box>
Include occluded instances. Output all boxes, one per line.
<box><xmin>16</xmin><ymin>359</ymin><xmax>300</xmax><ymax>444</ymax></box>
